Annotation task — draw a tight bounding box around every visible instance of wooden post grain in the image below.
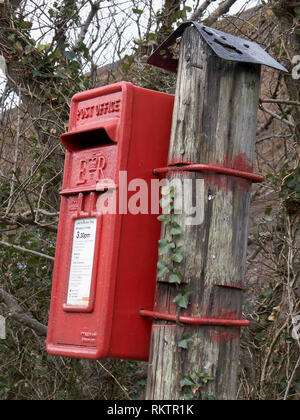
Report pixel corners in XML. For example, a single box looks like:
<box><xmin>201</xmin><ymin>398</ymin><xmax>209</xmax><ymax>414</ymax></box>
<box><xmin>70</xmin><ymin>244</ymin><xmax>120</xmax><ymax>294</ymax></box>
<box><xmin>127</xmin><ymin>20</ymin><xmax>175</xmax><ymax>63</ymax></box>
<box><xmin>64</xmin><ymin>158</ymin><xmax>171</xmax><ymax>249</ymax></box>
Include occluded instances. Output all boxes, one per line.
<box><xmin>146</xmin><ymin>26</ymin><xmax>261</xmax><ymax>400</ymax></box>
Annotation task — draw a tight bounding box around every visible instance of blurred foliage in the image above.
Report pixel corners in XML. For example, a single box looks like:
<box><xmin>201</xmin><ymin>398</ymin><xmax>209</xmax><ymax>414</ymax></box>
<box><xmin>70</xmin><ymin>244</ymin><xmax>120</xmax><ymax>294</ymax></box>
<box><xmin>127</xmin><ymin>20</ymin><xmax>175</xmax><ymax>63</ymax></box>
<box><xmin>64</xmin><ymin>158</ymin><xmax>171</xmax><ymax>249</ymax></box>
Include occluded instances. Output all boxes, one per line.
<box><xmin>0</xmin><ymin>0</ymin><xmax>299</xmax><ymax>400</ymax></box>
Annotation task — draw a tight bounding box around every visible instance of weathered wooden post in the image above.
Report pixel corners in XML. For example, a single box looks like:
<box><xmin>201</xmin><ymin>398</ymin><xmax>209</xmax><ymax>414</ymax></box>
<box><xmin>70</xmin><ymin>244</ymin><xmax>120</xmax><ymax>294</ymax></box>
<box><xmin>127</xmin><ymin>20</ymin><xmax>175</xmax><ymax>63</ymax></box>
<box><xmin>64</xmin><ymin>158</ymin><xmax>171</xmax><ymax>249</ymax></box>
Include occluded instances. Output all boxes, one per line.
<box><xmin>144</xmin><ymin>22</ymin><xmax>286</xmax><ymax>400</ymax></box>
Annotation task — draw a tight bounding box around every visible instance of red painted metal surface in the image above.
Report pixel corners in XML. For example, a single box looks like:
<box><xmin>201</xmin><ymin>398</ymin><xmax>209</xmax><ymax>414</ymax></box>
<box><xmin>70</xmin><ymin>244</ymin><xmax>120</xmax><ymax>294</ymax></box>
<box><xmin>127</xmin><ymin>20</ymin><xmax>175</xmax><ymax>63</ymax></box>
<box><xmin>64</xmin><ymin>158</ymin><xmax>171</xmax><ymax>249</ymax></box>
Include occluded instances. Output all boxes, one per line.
<box><xmin>140</xmin><ymin>310</ymin><xmax>250</xmax><ymax>327</ymax></box>
<box><xmin>153</xmin><ymin>164</ymin><xmax>264</xmax><ymax>183</ymax></box>
<box><xmin>46</xmin><ymin>82</ymin><xmax>174</xmax><ymax>361</ymax></box>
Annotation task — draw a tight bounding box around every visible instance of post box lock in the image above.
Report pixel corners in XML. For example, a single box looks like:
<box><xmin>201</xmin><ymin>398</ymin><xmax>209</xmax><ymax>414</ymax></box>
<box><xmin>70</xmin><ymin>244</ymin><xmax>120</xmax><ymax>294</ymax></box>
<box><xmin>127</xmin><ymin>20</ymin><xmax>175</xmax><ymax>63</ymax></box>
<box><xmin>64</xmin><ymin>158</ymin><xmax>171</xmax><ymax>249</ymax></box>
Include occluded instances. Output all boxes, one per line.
<box><xmin>46</xmin><ymin>82</ymin><xmax>174</xmax><ymax>361</ymax></box>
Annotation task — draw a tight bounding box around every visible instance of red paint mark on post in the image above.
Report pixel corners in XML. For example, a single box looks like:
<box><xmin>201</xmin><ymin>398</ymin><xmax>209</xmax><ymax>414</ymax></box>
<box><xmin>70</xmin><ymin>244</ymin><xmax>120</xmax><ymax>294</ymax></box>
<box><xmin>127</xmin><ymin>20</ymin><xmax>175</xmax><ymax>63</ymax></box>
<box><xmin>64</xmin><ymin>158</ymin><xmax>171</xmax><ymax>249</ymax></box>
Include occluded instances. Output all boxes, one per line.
<box><xmin>211</xmin><ymin>331</ymin><xmax>240</xmax><ymax>343</ymax></box>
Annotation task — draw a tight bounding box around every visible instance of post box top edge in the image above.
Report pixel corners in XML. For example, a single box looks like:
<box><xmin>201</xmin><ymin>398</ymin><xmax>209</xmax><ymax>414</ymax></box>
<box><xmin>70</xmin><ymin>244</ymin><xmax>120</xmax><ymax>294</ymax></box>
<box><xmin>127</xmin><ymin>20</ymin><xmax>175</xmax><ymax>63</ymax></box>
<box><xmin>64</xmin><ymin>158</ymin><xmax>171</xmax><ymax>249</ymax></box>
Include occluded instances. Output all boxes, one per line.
<box><xmin>65</xmin><ymin>81</ymin><xmax>174</xmax><ymax>138</ymax></box>
<box><xmin>61</xmin><ymin>81</ymin><xmax>174</xmax><ymax>151</ymax></box>
<box><xmin>70</xmin><ymin>81</ymin><xmax>133</xmax><ymax>104</ymax></box>
<box><xmin>70</xmin><ymin>81</ymin><xmax>174</xmax><ymax>105</ymax></box>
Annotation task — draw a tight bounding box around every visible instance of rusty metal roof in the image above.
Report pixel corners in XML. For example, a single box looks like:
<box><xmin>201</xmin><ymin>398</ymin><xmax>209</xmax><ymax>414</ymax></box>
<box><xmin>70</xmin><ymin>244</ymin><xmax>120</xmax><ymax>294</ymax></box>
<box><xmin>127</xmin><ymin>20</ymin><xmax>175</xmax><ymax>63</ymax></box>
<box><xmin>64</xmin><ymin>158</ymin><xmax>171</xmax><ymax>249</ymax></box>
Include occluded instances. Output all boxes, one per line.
<box><xmin>147</xmin><ymin>21</ymin><xmax>288</xmax><ymax>73</ymax></box>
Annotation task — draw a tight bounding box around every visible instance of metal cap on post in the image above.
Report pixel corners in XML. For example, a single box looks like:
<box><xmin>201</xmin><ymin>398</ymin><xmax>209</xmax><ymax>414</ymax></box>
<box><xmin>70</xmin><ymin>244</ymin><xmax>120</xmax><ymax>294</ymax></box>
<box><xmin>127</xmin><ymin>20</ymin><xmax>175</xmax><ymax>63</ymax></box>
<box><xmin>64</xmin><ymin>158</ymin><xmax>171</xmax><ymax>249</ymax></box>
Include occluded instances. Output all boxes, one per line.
<box><xmin>147</xmin><ymin>21</ymin><xmax>288</xmax><ymax>73</ymax></box>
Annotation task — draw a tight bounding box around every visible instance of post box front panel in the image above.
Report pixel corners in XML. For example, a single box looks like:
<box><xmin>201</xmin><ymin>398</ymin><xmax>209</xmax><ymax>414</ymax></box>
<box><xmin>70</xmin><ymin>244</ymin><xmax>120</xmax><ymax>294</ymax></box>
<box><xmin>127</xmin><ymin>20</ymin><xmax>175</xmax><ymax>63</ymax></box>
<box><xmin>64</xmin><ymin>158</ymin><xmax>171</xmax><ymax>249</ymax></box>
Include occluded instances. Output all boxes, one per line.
<box><xmin>63</xmin><ymin>144</ymin><xmax>118</xmax><ymax>192</ymax></box>
<box><xmin>47</xmin><ymin>83</ymin><xmax>132</xmax><ymax>357</ymax></box>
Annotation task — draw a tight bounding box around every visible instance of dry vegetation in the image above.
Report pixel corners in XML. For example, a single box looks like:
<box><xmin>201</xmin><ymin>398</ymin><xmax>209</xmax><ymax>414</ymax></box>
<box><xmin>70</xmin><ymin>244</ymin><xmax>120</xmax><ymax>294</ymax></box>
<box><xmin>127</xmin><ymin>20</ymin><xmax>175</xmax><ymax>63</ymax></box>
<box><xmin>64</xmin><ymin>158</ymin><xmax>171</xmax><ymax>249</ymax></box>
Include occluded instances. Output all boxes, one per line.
<box><xmin>0</xmin><ymin>0</ymin><xmax>299</xmax><ymax>400</ymax></box>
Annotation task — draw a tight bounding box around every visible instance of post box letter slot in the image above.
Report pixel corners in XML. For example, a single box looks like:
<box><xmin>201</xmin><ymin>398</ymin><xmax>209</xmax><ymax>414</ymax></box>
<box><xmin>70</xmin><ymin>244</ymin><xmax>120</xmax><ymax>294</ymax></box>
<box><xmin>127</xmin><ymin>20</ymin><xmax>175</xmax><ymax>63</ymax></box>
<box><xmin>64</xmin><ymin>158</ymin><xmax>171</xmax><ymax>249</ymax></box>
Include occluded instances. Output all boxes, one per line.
<box><xmin>61</xmin><ymin>122</ymin><xmax>118</xmax><ymax>152</ymax></box>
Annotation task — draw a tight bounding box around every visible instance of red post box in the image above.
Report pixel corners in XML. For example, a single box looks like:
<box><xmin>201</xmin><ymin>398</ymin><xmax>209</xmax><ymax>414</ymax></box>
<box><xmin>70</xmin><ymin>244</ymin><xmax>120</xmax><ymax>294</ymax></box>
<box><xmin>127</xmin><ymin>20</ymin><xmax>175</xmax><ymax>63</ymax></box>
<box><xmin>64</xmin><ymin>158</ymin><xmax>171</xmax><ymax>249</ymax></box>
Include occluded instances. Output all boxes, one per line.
<box><xmin>46</xmin><ymin>82</ymin><xmax>174</xmax><ymax>360</ymax></box>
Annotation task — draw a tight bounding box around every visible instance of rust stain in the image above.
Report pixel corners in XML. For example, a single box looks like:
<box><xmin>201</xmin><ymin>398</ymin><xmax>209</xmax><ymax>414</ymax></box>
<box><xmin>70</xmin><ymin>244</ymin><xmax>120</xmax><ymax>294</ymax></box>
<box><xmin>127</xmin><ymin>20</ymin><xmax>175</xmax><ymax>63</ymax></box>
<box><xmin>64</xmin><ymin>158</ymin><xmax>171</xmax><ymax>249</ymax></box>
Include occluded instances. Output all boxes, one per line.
<box><xmin>218</xmin><ymin>153</ymin><xmax>253</xmax><ymax>172</ymax></box>
<box><xmin>205</xmin><ymin>153</ymin><xmax>254</xmax><ymax>192</ymax></box>
<box><xmin>217</xmin><ymin>283</ymin><xmax>244</xmax><ymax>290</ymax></box>
<box><xmin>152</xmin><ymin>324</ymin><xmax>176</xmax><ymax>328</ymax></box>
<box><xmin>217</xmin><ymin>309</ymin><xmax>238</xmax><ymax>320</ymax></box>
<box><xmin>211</xmin><ymin>331</ymin><xmax>240</xmax><ymax>343</ymax></box>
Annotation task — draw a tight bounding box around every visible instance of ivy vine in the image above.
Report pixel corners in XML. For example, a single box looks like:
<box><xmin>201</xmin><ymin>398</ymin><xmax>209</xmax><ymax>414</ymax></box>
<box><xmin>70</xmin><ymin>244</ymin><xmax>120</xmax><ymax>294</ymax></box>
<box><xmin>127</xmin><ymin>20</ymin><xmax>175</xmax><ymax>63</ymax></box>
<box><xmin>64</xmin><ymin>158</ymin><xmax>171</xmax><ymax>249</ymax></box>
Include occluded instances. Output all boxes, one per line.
<box><xmin>180</xmin><ymin>371</ymin><xmax>215</xmax><ymax>400</ymax></box>
<box><xmin>156</xmin><ymin>185</ymin><xmax>215</xmax><ymax>400</ymax></box>
<box><xmin>157</xmin><ymin>185</ymin><xmax>190</xmax><ymax>303</ymax></box>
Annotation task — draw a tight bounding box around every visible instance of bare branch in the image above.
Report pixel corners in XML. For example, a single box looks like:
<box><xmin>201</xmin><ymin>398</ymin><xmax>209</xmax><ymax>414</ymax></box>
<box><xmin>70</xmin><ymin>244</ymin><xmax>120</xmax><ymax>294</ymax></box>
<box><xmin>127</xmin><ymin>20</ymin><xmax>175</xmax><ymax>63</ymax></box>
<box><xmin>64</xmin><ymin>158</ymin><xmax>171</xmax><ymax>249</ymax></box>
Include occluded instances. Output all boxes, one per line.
<box><xmin>259</xmin><ymin>104</ymin><xmax>295</xmax><ymax>128</ymax></box>
<box><xmin>5</xmin><ymin>88</ymin><xmax>21</xmax><ymax>216</ymax></box>
<box><xmin>0</xmin><ymin>288</ymin><xmax>47</xmax><ymax>336</ymax></box>
<box><xmin>190</xmin><ymin>0</ymin><xmax>215</xmax><ymax>21</ymax></box>
<box><xmin>73</xmin><ymin>0</ymin><xmax>102</xmax><ymax>51</ymax></box>
<box><xmin>96</xmin><ymin>360</ymin><xmax>132</xmax><ymax>400</ymax></box>
<box><xmin>284</xmin><ymin>356</ymin><xmax>300</xmax><ymax>400</ymax></box>
<box><xmin>0</xmin><ymin>214</ymin><xmax>58</xmax><ymax>233</ymax></box>
<box><xmin>0</xmin><ymin>240</ymin><xmax>55</xmax><ymax>261</ymax></box>
<box><xmin>203</xmin><ymin>0</ymin><xmax>238</xmax><ymax>26</ymax></box>
<box><xmin>260</xmin><ymin>98</ymin><xmax>300</xmax><ymax>106</ymax></box>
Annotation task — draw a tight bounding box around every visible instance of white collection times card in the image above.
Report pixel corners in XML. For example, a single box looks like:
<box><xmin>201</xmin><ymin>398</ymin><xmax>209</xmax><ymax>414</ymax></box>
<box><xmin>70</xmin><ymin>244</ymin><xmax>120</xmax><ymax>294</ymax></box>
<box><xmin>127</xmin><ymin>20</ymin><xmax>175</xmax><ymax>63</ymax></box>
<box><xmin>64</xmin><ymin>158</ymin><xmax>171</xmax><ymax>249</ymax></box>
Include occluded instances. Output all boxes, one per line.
<box><xmin>67</xmin><ymin>217</ymin><xmax>97</xmax><ymax>306</ymax></box>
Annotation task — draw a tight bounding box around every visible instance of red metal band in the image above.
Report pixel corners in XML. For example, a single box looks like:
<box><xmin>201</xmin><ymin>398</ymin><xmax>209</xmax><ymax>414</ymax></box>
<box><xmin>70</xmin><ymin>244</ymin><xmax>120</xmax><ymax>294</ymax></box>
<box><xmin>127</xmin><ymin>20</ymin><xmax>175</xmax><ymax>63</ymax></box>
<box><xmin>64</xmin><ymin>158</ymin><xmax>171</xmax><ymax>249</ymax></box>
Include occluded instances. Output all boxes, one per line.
<box><xmin>140</xmin><ymin>309</ymin><xmax>250</xmax><ymax>327</ymax></box>
<box><xmin>153</xmin><ymin>164</ymin><xmax>264</xmax><ymax>183</ymax></box>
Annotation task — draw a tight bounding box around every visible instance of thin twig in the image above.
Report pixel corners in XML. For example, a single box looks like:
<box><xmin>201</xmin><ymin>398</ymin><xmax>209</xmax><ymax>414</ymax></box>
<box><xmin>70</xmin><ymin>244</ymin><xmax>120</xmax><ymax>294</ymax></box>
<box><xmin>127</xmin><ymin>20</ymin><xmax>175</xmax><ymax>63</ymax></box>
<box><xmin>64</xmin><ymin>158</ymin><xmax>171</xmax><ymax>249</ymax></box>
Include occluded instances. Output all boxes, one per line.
<box><xmin>259</xmin><ymin>105</ymin><xmax>295</xmax><ymax>128</ymax></box>
<box><xmin>5</xmin><ymin>86</ymin><xmax>21</xmax><ymax>215</ymax></box>
<box><xmin>0</xmin><ymin>288</ymin><xmax>47</xmax><ymax>336</ymax></box>
<box><xmin>96</xmin><ymin>361</ymin><xmax>132</xmax><ymax>400</ymax></box>
<box><xmin>260</xmin><ymin>98</ymin><xmax>300</xmax><ymax>106</ymax></box>
<box><xmin>260</xmin><ymin>321</ymin><xmax>288</xmax><ymax>397</ymax></box>
<box><xmin>0</xmin><ymin>240</ymin><xmax>54</xmax><ymax>261</ymax></box>
<box><xmin>284</xmin><ymin>355</ymin><xmax>300</xmax><ymax>400</ymax></box>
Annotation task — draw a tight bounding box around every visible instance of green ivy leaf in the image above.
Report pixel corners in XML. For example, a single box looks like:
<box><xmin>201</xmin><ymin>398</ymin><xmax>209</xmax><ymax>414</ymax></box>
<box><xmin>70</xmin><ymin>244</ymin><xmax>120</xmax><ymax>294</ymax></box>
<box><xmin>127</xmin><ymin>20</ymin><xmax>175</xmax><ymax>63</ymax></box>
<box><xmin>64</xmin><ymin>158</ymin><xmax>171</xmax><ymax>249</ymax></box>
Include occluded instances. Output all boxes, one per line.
<box><xmin>285</xmin><ymin>176</ymin><xmax>295</xmax><ymax>188</ymax></box>
<box><xmin>294</xmin><ymin>380</ymin><xmax>300</xmax><ymax>390</ymax></box>
<box><xmin>157</xmin><ymin>261</ymin><xmax>169</xmax><ymax>278</ymax></box>
<box><xmin>181</xmin><ymin>391</ymin><xmax>194</xmax><ymax>400</ymax></box>
<box><xmin>171</xmin><ymin>246</ymin><xmax>184</xmax><ymax>263</ymax></box>
<box><xmin>157</xmin><ymin>214</ymin><xmax>171</xmax><ymax>224</ymax></box>
<box><xmin>264</xmin><ymin>206</ymin><xmax>272</xmax><ymax>215</ymax></box>
<box><xmin>37</xmin><ymin>43</ymin><xmax>50</xmax><ymax>53</ymax></box>
<box><xmin>294</xmin><ymin>6</ymin><xmax>300</xmax><ymax>17</ymax></box>
<box><xmin>158</xmin><ymin>239</ymin><xmax>175</xmax><ymax>255</ymax></box>
<box><xmin>132</xmin><ymin>8</ymin><xmax>143</xmax><ymax>14</ymax></box>
<box><xmin>180</xmin><ymin>375</ymin><xmax>196</xmax><ymax>388</ymax></box>
<box><xmin>159</xmin><ymin>195</ymin><xmax>172</xmax><ymax>209</ymax></box>
<box><xmin>63</xmin><ymin>50</ymin><xmax>76</xmax><ymax>61</ymax></box>
<box><xmin>259</xmin><ymin>289</ymin><xmax>272</xmax><ymax>300</ymax></box>
<box><xmin>170</xmin><ymin>221</ymin><xmax>182</xmax><ymax>236</ymax></box>
<box><xmin>202</xmin><ymin>376</ymin><xmax>215</xmax><ymax>384</ymax></box>
<box><xmin>173</xmin><ymin>290</ymin><xmax>191</xmax><ymax>309</ymax></box>
<box><xmin>161</xmin><ymin>186</ymin><xmax>171</xmax><ymax>196</ymax></box>
<box><xmin>19</xmin><ymin>20</ymin><xmax>32</xmax><ymax>30</ymax></box>
<box><xmin>24</xmin><ymin>44</ymin><xmax>34</xmax><ymax>54</ymax></box>
<box><xmin>169</xmin><ymin>272</ymin><xmax>182</xmax><ymax>284</ymax></box>
<box><xmin>14</xmin><ymin>41</ymin><xmax>23</xmax><ymax>52</ymax></box>
<box><xmin>178</xmin><ymin>334</ymin><xmax>193</xmax><ymax>349</ymax></box>
<box><xmin>158</xmin><ymin>239</ymin><xmax>168</xmax><ymax>255</ymax></box>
